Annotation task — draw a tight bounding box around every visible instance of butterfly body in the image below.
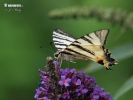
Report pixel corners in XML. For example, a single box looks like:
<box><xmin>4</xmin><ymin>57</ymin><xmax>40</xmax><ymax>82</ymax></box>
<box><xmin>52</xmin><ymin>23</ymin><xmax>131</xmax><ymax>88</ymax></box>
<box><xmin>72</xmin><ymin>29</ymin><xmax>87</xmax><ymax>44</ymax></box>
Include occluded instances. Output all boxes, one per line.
<box><xmin>53</xmin><ymin>29</ymin><xmax>118</xmax><ymax>70</ymax></box>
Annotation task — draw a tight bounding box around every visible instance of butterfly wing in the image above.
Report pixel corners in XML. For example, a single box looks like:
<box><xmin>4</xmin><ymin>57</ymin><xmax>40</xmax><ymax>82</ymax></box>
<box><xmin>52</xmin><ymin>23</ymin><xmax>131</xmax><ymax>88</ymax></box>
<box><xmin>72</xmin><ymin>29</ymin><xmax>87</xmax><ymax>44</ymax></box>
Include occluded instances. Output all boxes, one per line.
<box><xmin>64</xmin><ymin>29</ymin><xmax>109</xmax><ymax>59</ymax></box>
<box><xmin>74</xmin><ymin>29</ymin><xmax>109</xmax><ymax>46</ymax></box>
<box><xmin>53</xmin><ymin>29</ymin><xmax>117</xmax><ymax>69</ymax></box>
<box><xmin>74</xmin><ymin>29</ymin><xmax>109</xmax><ymax>59</ymax></box>
<box><xmin>53</xmin><ymin>29</ymin><xmax>76</xmax><ymax>51</ymax></box>
<box><xmin>53</xmin><ymin>29</ymin><xmax>77</xmax><ymax>61</ymax></box>
<box><xmin>63</xmin><ymin>29</ymin><xmax>117</xmax><ymax>69</ymax></box>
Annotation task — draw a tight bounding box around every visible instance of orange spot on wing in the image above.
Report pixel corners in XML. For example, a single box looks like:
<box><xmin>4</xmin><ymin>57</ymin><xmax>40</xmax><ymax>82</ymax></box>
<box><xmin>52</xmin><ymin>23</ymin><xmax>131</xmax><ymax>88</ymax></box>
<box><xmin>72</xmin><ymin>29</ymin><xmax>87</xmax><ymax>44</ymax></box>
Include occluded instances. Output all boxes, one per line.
<box><xmin>96</xmin><ymin>58</ymin><xmax>103</xmax><ymax>62</ymax></box>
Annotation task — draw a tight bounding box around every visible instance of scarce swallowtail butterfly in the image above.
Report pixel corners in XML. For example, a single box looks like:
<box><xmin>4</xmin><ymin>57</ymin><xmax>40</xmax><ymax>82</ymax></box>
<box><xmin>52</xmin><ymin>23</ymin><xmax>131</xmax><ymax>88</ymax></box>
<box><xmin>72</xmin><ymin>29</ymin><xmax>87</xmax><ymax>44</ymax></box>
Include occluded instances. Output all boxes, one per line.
<box><xmin>52</xmin><ymin>29</ymin><xmax>118</xmax><ymax>70</ymax></box>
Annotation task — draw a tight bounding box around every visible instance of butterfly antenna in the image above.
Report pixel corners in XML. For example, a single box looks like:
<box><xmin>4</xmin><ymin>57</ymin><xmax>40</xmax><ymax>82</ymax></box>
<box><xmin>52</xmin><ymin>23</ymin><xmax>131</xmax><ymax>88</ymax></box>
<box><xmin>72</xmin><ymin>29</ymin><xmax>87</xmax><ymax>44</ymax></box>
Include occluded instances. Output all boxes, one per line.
<box><xmin>50</xmin><ymin>42</ymin><xmax>56</xmax><ymax>52</ymax></box>
<box><xmin>40</xmin><ymin>45</ymin><xmax>54</xmax><ymax>52</ymax></box>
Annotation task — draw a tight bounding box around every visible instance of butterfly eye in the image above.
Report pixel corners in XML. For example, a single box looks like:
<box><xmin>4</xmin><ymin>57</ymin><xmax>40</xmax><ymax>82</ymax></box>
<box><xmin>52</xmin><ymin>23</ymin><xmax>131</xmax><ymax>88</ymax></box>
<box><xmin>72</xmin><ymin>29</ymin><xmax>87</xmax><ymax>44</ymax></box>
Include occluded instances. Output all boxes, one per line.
<box><xmin>54</xmin><ymin>53</ymin><xmax>59</xmax><ymax>58</ymax></box>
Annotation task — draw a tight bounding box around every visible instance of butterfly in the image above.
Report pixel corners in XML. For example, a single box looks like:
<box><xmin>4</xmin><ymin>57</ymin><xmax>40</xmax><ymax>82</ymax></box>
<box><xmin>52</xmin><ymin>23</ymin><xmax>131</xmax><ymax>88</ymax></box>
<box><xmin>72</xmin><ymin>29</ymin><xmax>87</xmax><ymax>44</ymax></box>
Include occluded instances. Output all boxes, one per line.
<box><xmin>52</xmin><ymin>29</ymin><xmax>118</xmax><ymax>70</ymax></box>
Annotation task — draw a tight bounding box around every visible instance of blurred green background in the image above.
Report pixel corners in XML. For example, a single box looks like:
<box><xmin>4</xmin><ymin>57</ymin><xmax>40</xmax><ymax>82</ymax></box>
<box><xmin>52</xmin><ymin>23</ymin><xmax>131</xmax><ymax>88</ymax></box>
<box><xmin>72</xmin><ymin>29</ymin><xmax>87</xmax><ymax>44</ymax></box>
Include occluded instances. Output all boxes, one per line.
<box><xmin>0</xmin><ymin>0</ymin><xmax>133</xmax><ymax>100</ymax></box>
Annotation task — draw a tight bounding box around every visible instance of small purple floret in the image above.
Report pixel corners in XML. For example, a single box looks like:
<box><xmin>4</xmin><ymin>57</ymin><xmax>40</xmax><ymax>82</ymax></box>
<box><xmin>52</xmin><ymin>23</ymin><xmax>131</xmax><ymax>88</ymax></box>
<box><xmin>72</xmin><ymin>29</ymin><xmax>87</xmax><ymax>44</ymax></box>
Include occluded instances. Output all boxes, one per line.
<box><xmin>75</xmin><ymin>79</ymin><xmax>81</xmax><ymax>85</ymax></box>
<box><xmin>59</xmin><ymin>75</ymin><xmax>71</xmax><ymax>87</ymax></box>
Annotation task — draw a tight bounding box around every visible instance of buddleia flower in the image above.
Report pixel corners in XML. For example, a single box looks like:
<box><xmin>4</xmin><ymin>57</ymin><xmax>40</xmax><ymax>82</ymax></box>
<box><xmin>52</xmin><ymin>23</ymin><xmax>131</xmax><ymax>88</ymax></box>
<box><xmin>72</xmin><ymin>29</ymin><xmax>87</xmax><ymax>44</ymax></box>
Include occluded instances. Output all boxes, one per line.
<box><xmin>34</xmin><ymin>57</ymin><xmax>113</xmax><ymax>100</ymax></box>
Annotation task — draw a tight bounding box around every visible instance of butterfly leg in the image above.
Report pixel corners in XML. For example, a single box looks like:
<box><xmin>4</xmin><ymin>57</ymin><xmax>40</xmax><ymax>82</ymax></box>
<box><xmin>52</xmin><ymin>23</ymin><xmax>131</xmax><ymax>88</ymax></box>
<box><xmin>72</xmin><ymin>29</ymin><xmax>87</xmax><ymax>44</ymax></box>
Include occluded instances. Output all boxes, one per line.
<box><xmin>59</xmin><ymin>59</ymin><xmax>62</xmax><ymax>67</ymax></box>
<box><xmin>70</xmin><ymin>60</ymin><xmax>77</xmax><ymax>68</ymax></box>
<box><xmin>70</xmin><ymin>61</ymin><xmax>76</xmax><ymax>63</ymax></box>
<box><xmin>106</xmin><ymin>67</ymin><xmax>113</xmax><ymax>70</ymax></box>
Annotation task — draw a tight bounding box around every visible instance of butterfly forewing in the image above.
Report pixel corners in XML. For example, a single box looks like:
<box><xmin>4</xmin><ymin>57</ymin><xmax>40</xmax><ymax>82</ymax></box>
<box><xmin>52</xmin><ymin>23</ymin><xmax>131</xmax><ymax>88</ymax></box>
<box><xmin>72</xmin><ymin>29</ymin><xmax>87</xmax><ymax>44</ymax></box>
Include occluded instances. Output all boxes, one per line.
<box><xmin>53</xmin><ymin>29</ymin><xmax>76</xmax><ymax>51</ymax></box>
<box><xmin>77</xmin><ymin>30</ymin><xmax>109</xmax><ymax>46</ymax></box>
<box><xmin>64</xmin><ymin>29</ymin><xmax>109</xmax><ymax>59</ymax></box>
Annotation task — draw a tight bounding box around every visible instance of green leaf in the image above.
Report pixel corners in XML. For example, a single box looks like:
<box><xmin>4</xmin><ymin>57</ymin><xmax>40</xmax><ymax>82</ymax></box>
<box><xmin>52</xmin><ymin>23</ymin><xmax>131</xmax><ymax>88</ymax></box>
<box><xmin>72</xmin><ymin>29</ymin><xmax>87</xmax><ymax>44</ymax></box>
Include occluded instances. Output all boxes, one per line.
<box><xmin>84</xmin><ymin>42</ymin><xmax>133</xmax><ymax>73</ymax></box>
<box><xmin>114</xmin><ymin>75</ymin><xmax>133</xmax><ymax>100</ymax></box>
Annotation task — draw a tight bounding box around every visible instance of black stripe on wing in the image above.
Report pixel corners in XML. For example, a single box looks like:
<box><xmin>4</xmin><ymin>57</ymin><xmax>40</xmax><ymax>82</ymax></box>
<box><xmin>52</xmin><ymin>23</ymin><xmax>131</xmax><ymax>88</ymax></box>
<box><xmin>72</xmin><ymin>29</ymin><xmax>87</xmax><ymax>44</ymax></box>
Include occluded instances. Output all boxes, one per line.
<box><xmin>70</xmin><ymin>43</ymin><xmax>95</xmax><ymax>55</ymax></box>
<box><xmin>74</xmin><ymin>29</ymin><xmax>109</xmax><ymax>46</ymax></box>
<box><xmin>65</xmin><ymin>48</ymin><xmax>91</xmax><ymax>59</ymax></box>
<box><xmin>53</xmin><ymin>36</ymin><xmax>74</xmax><ymax>43</ymax></box>
<box><xmin>54</xmin><ymin>29</ymin><xmax>77</xmax><ymax>40</ymax></box>
<box><xmin>53</xmin><ymin>29</ymin><xmax>77</xmax><ymax>50</ymax></box>
<box><xmin>80</xmin><ymin>36</ymin><xmax>93</xmax><ymax>44</ymax></box>
<box><xmin>86</xmin><ymin>34</ymin><xmax>93</xmax><ymax>39</ymax></box>
<box><xmin>94</xmin><ymin>29</ymin><xmax>109</xmax><ymax>46</ymax></box>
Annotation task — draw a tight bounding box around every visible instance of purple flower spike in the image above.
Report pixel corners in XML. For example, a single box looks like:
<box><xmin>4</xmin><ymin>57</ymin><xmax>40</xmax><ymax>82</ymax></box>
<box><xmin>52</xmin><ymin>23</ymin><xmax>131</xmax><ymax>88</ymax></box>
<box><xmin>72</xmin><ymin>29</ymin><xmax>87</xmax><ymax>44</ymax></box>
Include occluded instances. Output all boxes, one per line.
<box><xmin>34</xmin><ymin>57</ymin><xmax>113</xmax><ymax>100</ymax></box>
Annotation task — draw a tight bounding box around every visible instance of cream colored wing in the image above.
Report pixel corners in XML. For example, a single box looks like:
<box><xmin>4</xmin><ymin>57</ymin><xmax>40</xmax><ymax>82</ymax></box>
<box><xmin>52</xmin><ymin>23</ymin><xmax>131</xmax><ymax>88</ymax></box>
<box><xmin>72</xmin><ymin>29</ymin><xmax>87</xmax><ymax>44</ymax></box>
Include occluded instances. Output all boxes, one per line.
<box><xmin>64</xmin><ymin>29</ymin><xmax>109</xmax><ymax>60</ymax></box>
